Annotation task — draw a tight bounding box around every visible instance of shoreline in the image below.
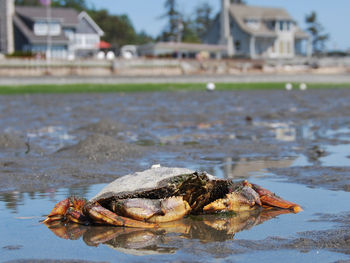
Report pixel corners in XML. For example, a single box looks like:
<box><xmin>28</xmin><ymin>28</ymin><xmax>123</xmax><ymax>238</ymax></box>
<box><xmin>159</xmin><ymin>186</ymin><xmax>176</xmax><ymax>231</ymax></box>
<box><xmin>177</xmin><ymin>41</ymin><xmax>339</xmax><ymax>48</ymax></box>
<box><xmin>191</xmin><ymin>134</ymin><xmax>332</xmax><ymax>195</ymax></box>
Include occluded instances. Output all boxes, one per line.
<box><xmin>1</xmin><ymin>73</ymin><xmax>350</xmax><ymax>86</ymax></box>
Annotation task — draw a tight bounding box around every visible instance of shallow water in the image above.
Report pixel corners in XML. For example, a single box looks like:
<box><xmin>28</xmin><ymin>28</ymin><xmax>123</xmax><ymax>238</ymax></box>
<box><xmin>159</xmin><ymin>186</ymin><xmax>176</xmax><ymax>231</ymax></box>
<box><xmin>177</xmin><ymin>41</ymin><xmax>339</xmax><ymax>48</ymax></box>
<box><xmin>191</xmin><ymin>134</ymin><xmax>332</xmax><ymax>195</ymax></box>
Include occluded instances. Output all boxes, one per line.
<box><xmin>1</xmin><ymin>90</ymin><xmax>350</xmax><ymax>262</ymax></box>
<box><xmin>1</xmin><ymin>169</ymin><xmax>350</xmax><ymax>262</ymax></box>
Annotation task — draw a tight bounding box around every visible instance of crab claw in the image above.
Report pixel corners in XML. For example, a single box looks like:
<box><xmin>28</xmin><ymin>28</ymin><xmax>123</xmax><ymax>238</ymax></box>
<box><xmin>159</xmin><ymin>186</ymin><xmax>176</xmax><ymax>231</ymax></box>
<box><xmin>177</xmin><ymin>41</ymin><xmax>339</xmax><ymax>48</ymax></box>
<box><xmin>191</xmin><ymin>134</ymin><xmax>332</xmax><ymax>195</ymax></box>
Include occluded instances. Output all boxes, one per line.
<box><xmin>43</xmin><ymin>197</ymin><xmax>88</xmax><ymax>224</ymax></box>
<box><xmin>43</xmin><ymin>198</ymin><xmax>71</xmax><ymax>224</ymax></box>
<box><xmin>147</xmin><ymin>196</ymin><xmax>191</xmax><ymax>223</ymax></box>
<box><xmin>203</xmin><ymin>185</ymin><xmax>262</xmax><ymax>213</ymax></box>
<box><xmin>251</xmin><ymin>183</ymin><xmax>303</xmax><ymax>213</ymax></box>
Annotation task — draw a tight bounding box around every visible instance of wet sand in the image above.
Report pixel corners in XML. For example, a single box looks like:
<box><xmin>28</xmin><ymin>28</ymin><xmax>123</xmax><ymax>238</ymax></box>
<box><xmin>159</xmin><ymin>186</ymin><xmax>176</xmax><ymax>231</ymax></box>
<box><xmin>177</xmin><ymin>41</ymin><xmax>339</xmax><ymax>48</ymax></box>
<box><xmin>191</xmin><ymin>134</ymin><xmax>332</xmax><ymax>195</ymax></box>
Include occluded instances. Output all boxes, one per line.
<box><xmin>1</xmin><ymin>88</ymin><xmax>350</xmax><ymax>261</ymax></box>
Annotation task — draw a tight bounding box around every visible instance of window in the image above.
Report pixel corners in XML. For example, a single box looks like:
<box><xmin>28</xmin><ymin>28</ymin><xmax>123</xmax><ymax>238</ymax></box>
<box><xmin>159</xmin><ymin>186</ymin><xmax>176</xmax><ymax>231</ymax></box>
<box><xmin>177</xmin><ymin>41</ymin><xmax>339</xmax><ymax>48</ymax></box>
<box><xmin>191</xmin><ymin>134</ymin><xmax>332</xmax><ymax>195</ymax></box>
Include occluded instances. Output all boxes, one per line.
<box><xmin>64</xmin><ymin>28</ymin><xmax>75</xmax><ymax>41</ymax></box>
<box><xmin>245</xmin><ymin>19</ymin><xmax>260</xmax><ymax>30</ymax></box>
<box><xmin>235</xmin><ymin>40</ymin><xmax>241</xmax><ymax>51</ymax></box>
<box><xmin>34</xmin><ymin>20</ymin><xmax>61</xmax><ymax>36</ymax></box>
<box><xmin>34</xmin><ymin>21</ymin><xmax>47</xmax><ymax>36</ymax></box>
<box><xmin>85</xmin><ymin>35</ymin><xmax>98</xmax><ymax>45</ymax></box>
<box><xmin>75</xmin><ymin>35</ymin><xmax>83</xmax><ymax>45</ymax></box>
<box><xmin>279</xmin><ymin>21</ymin><xmax>283</xmax><ymax>31</ymax></box>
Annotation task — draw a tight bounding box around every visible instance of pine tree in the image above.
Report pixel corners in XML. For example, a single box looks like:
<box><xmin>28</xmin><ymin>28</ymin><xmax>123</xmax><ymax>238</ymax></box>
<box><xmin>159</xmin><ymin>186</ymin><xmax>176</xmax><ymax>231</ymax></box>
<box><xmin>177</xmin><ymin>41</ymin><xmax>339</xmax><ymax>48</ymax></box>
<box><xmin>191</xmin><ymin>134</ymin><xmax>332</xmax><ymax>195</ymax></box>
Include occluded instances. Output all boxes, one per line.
<box><xmin>193</xmin><ymin>2</ymin><xmax>213</xmax><ymax>38</ymax></box>
<box><xmin>158</xmin><ymin>0</ymin><xmax>181</xmax><ymax>41</ymax></box>
<box><xmin>230</xmin><ymin>0</ymin><xmax>246</xmax><ymax>4</ymax></box>
<box><xmin>305</xmin><ymin>11</ymin><xmax>329</xmax><ymax>54</ymax></box>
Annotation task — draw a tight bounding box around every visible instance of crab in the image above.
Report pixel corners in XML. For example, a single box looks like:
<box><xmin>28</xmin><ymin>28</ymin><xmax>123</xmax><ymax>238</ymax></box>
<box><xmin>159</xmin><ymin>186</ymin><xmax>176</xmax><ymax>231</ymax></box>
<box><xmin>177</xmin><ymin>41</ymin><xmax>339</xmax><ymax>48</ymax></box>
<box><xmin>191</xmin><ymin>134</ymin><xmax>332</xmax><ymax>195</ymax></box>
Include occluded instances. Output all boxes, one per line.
<box><xmin>43</xmin><ymin>167</ymin><xmax>302</xmax><ymax>228</ymax></box>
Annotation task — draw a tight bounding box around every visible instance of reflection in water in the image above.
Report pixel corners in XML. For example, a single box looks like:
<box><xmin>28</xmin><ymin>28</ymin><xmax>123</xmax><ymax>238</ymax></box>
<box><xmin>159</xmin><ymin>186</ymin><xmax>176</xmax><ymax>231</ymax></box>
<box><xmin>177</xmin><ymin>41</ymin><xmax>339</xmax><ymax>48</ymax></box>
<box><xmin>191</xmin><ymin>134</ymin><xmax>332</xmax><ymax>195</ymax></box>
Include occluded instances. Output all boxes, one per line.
<box><xmin>222</xmin><ymin>157</ymin><xmax>294</xmax><ymax>179</ymax></box>
<box><xmin>202</xmin><ymin>157</ymin><xmax>295</xmax><ymax>179</ymax></box>
<box><xmin>45</xmin><ymin>208</ymin><xmax>292</xmax><ymax>256</ymax></box>
<box><xmin>0</xmin><ymin>185</ymin><xmax>94</xmax><ymax>214</ymax></box>
<box><xmin>0</xmin><ymin>191</ymin><xmax>24</xmax><ymax>213</ymax></box>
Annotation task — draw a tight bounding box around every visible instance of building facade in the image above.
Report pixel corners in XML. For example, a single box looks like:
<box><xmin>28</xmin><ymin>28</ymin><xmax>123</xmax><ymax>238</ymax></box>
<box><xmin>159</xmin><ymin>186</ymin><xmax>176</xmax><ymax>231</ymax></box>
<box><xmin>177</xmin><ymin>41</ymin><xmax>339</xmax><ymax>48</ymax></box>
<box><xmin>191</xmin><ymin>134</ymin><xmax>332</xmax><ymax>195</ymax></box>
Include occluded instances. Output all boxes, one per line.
<box><xmin>203</xmin><ymin>0</ymin><xmax>311</xmax><ymax>59</ymax></box>
<box><xmin>0</xmin><ymin>0</ymin><xmax>103</xmax><ymax>58</ymax></box>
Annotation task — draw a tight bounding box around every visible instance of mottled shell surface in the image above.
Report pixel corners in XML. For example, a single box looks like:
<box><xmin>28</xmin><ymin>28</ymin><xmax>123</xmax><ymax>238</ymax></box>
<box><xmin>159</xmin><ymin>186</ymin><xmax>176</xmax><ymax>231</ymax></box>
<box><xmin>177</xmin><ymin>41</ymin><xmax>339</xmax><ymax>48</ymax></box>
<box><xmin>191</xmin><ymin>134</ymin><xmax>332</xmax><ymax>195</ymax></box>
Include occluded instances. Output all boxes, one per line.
<box><xmin>90</xmin><ymin>167</ymin><xmax>216</xmax><ymax>203</ymax></box>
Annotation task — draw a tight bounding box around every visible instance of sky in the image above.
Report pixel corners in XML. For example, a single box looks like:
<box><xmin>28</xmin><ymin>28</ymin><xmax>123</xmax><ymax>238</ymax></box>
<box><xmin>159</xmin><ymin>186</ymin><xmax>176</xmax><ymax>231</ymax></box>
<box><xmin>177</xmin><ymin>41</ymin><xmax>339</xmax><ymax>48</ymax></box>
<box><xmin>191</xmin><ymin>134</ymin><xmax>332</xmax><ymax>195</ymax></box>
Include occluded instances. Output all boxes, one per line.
<box><xmin>87</xmin><ymin>0</ymin><xmax>349</xmax><ymax>51</ymax></box>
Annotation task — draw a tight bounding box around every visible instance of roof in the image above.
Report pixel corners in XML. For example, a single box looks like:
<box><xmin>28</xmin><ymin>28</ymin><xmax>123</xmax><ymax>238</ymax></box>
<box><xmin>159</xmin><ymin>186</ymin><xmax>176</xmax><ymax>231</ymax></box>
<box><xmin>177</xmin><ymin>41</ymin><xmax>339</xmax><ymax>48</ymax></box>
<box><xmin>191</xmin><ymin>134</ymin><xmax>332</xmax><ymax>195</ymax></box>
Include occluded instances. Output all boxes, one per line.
<box><xmin>15</xmin><ymin>6</ymin><xmax>79</xmax><ymax>26</ymax></box>
<box><xmin>230</xmin><ymin>4</ymin><xmax>292</xmax><ymax>21</ymax></box>
<box><xmin>13</xmin><ymin>14</ymin><xmax>69</xmax><ymax>45</ymax></box>
<box><xmin>229</xmin><ymin>4</ymin><xmax>306</xmax><ymax>38</ymax></box>
<box><xmin>142</xmin><ymin>42</ymin><xmax>227</xmax><ymax>52</ymax></box>
<box><xmin>78</xmin><ymin>11</ymin><xmax>104</xmax><ymax>36</ymax></box>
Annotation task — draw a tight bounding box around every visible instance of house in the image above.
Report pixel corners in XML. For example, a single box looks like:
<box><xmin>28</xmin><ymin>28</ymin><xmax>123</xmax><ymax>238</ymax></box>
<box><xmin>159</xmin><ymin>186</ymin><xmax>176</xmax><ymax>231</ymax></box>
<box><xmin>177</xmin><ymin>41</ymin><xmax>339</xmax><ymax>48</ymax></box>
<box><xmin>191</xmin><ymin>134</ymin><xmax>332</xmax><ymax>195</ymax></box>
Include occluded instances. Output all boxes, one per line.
<box><xmin>203</xmin><ymin>0</ymin><xmax>311</xmax><ymax>59</ymax></box>
<box><xmin>0</xmin><ymin>0</ymin><xmax>104</xmax><ymax>59</ymax></box>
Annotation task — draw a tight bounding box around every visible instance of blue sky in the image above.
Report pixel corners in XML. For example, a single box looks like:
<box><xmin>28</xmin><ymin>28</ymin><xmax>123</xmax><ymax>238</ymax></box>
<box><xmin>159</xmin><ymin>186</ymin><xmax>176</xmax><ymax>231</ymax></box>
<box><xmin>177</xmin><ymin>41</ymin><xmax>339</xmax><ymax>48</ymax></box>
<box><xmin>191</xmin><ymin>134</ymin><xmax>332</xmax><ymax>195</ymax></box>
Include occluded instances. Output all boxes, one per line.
<box><xmin>87</xmin><ymin>0</ymin><xmax>349</xmax><ymax>50</ymax></box>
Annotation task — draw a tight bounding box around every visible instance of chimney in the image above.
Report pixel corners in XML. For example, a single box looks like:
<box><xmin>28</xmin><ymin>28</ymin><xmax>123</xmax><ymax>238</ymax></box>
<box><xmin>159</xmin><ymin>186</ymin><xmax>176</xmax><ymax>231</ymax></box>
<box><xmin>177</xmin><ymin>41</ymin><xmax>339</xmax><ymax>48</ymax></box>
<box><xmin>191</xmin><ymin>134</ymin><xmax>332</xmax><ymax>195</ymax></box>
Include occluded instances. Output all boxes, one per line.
<box><xmin>0</xmin><ymin>0</ymin><xmax>15</xmax><ymax>54</ymax></box>
<box><xmin>220</xmin><ymin>0</ymin><xmax>234</xmax><ymax>56</ymax></box>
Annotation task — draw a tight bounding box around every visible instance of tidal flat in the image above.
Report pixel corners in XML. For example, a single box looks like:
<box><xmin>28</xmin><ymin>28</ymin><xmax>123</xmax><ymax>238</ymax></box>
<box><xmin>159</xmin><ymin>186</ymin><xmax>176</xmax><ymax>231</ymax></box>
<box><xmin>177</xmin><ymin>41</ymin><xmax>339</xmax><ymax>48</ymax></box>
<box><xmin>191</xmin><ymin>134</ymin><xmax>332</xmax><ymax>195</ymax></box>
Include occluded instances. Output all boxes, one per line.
<box><xmin>1</xmin><ymin>88</ymin><xmax>350</xmax><ymax>262</ymax></box>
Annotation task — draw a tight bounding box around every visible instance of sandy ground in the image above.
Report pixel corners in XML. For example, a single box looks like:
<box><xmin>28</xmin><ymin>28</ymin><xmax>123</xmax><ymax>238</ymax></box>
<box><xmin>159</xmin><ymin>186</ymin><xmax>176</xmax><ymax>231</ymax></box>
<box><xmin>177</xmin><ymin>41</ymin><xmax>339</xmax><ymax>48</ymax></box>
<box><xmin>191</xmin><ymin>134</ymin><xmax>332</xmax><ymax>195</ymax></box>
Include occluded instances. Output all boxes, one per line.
<box><xmin>2</xmin><ymin>89</ymin><xmax>350</xmax><ymax>260</ymax></box>
<box><xmin>1</xmin><ymin>89</ymin><xmax>350</xmax><ymax>191</ymax></box>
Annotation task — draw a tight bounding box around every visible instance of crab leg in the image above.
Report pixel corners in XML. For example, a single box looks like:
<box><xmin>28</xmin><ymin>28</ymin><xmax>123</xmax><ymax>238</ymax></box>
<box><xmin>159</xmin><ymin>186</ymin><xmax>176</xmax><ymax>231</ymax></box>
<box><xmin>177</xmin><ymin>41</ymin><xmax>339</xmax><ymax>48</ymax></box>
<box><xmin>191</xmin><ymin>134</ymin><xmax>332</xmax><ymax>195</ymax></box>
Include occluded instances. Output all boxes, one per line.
<box><xmin>43</xmin><ymin>198</ymin><xmax>71</xmax><ymax>224</ymax></box>
<box><xmin>43</xmin><ymin>197</ymin><xmax>88</xmax><ymax>224</ymax></box>
<box><xmin>87</xmin><ymin>202</ymin><xmax>157</xmax><ymax>229</ymax></box>
<box><xmin>251</xmin><ymin>183</ymin><xmax>303</xmax><ymax>213</ymax></box>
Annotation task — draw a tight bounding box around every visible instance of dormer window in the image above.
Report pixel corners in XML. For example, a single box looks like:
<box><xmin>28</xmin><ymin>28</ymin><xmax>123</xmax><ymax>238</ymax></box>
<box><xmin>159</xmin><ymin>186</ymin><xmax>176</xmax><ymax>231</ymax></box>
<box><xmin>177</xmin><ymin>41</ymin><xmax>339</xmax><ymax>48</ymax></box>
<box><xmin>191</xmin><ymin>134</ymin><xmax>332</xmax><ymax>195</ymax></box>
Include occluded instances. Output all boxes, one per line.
<box><xmin>278</xmin><ymin>20</ymin><xmax>293</xmax><ymax>32</ymax></box>
<box><xmin>34</xmin><ymin>20</ymin><xmax>61</xmax><ymax>36</ymax></box>
<box><xmin>245</xmin><ymin>18</ymin><xmax>260</xmax><ymax>30</ymax></box>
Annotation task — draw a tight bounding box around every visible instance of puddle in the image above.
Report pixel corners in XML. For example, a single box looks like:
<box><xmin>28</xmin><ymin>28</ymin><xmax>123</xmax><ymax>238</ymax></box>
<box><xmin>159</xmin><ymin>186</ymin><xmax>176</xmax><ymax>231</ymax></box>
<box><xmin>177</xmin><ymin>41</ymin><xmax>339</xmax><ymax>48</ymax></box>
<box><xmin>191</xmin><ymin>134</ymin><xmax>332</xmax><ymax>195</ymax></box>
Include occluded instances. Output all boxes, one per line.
<box><xmin>26</xmin><ymin>126</ymin><xmax>76</xmax><ymax>153</ymax></box>
<box><xmin>320</xmin><ymin>144</ymin><xmax>350</xmax><ymax>167</ymax></box>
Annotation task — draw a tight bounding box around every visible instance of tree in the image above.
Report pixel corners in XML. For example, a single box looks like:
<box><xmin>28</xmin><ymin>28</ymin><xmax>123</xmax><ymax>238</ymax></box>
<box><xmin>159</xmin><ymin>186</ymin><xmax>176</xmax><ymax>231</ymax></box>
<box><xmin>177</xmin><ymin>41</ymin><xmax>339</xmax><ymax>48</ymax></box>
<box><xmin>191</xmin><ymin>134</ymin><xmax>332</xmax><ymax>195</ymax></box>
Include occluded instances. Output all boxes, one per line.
<box><xmin>158</xmin><ymin>0</ymin><xmax>181</xmax><ymax>41</ymax></box>
<box><xmin>51</xmin><ymin>0</ymin><xmax>87</xmax><ymax>11</ymax></box>
<box><xmin>135</xmin><ymin>31</ymin><xmax>154</xmax><ymax>45</ymax></box>
<box><xmin>193</xmin><ymin>2</ymin><xmax>214</xmax><ymax>39</ymax></box>
<box><xmin>15</xmin><ymin>0</ymin><xmax>40</xmax><ymax>5</ymax></box>
<box><xmin>181</xmin><ymin>18</ymin><xmax>201</xmax><ymax>43</ymax></box>
<box><xmin>88</xmin><ymin>10</ymin><xmax>138</xmax><ymax>48</ymax></box>
<box><xmin>15</xmin><ymin>0</ymin><xmax>87</xmax><ymax>10</ymax></box>
<box><xmin>305</xmin><ymin>11</ymin><xmax>329</xmax><ymax>54</ymax></box>
<box><xmin>230</xmin><ymin>0</ymin><xmax>246</xmax><ymax>4</ymax></box>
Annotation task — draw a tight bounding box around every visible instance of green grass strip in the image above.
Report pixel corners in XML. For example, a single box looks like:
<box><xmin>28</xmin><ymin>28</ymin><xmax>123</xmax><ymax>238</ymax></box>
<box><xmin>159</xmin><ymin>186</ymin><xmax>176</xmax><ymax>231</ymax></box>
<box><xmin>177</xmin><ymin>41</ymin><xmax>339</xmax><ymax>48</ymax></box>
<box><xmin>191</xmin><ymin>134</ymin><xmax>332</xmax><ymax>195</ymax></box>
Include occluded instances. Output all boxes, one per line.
<box><xmin>0</xmin><ymin>82</ymin><xmax>350</xmax><ymax>94</ymax></box>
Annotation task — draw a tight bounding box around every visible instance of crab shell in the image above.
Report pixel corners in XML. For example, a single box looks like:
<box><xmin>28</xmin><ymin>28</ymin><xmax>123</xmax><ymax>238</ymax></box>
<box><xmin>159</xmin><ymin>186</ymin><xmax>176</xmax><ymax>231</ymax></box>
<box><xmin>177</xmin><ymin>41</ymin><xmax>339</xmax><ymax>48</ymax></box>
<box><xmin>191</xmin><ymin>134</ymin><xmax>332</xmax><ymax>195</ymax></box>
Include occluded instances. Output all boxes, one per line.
<box><xmin>87</xmin><ymin>167</ymin><xmax>239</xmax><ymax>215</ymax></box>
<box><xmin>89</xmin><ymin>167</ymin><xmax>198</xmax><ymax>204</ymax></box>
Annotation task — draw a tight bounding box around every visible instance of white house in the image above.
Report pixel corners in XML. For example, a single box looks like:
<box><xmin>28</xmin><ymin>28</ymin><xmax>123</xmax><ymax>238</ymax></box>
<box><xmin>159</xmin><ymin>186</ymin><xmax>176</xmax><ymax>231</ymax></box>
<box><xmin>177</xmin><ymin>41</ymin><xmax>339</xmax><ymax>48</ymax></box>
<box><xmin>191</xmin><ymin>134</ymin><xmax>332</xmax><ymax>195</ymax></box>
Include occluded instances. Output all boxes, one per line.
<box><xmin>0</xmin><ymin>0</ymin><xmax>104</xmax><ymax>59</ymax></box>
<box><xmin>203</xmin><ymin>0</ymin><xmax>311</xmax><ymax>59</ymax></box>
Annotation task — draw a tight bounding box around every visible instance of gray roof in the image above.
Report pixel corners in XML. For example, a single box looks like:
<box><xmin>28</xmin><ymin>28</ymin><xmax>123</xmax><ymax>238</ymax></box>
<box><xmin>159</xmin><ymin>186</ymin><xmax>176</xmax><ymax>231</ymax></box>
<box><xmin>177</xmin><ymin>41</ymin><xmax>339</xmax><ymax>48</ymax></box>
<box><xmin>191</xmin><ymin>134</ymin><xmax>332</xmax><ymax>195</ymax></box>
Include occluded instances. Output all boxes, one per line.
<box><xmin>229</xmin><ymin>4</ymin><xmax>307</xmax><ymax>38</ymax></box>
<box><xmin>230</xmin><ymin>4</ymin><xmax>292</xmax><ymax>21</ymax></box>
<box><xmin>15</xmin><ymin>6</ymin><xmax>79</xmax><ymax>26</ymax></box>
<box><xmin>143</xmin><ymin>42</ymin><xmax>227</xmax><ymax>52</ymax></box>
<box><xmin>13</xmin><ymin>14</ymin><xmax>69</xmax><ymax>45</ymax></box>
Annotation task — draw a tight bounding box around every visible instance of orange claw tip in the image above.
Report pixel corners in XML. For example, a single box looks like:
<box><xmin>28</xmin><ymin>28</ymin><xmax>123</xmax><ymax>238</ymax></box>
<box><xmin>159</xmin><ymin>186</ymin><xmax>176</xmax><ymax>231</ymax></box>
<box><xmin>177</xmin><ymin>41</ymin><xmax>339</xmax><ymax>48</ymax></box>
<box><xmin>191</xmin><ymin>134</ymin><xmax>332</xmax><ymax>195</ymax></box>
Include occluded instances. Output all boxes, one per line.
<box><xmin>292</xmin><ymin>205</ymin><xmax>303</xmax><ymax>213</ymax></box>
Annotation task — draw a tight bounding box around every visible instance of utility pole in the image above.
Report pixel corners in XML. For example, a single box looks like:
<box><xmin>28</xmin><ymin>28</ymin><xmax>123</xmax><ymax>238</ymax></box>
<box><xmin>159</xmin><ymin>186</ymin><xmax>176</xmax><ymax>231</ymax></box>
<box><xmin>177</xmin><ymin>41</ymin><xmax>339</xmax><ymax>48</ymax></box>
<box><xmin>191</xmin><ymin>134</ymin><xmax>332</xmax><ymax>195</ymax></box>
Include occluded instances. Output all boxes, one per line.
<box><xmin>176</xmin><ymin>17</ymin><xmax>183</xmax><ymax>59</ymax></box>
<box><xmin>0</xmin><ymin>0</ymin><xmax>14</xmax><ymax>54</ymax></box>
<box><xmin>46</xmin><ymin>0</ymin><xmax>52</xmax><ymax>61</ymax></box>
